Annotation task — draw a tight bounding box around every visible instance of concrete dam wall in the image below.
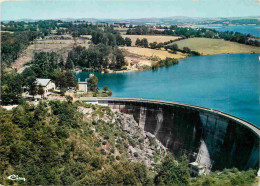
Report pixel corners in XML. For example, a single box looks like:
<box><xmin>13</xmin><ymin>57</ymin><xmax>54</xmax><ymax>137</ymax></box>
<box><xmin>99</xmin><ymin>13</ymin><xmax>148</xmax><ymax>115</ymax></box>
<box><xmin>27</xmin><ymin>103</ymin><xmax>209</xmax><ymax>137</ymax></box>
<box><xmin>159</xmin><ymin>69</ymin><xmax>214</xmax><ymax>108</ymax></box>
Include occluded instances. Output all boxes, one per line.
<box><xmin>81</xmin><ymin>98</ymin><xmax>260</xmax><ymax>171</ymax></box>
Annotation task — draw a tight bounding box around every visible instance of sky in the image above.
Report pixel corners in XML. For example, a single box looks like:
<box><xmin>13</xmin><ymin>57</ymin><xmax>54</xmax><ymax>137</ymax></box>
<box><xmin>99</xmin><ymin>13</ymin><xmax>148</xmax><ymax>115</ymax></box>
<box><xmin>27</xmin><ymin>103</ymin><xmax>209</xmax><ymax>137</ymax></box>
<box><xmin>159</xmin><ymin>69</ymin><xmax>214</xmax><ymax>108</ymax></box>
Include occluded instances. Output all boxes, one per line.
<box><xmin>0</xmin><ymin>0</ymin><xmax>260</xmax><ymax>21</ymax></box>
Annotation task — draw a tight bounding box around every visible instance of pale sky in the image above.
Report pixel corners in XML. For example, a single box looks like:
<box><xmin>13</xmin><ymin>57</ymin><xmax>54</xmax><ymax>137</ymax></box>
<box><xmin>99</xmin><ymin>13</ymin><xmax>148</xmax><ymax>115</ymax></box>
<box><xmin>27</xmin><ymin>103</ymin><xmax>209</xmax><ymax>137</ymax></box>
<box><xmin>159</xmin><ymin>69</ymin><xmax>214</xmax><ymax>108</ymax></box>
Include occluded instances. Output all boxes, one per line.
<box><xmin>1</xmin><ymin>0</ymin><xmax>260</xmax><ymax>21</ymax></box>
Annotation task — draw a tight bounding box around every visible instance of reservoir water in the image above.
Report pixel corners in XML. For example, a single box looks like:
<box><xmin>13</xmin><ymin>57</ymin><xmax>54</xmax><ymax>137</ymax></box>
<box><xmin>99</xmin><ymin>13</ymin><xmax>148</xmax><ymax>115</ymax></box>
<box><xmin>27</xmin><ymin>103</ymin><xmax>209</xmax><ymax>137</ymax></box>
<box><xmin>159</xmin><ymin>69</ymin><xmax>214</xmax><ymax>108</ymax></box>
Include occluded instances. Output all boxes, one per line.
<box><xmin>214</xmin><ymin>25</ymin><xmax>260</xmax><ymax>38</ymax></box>
<box><xmin>75</xmin><ymin>54</ymin><xmax>260</xmax><ymax>126</ymax></box>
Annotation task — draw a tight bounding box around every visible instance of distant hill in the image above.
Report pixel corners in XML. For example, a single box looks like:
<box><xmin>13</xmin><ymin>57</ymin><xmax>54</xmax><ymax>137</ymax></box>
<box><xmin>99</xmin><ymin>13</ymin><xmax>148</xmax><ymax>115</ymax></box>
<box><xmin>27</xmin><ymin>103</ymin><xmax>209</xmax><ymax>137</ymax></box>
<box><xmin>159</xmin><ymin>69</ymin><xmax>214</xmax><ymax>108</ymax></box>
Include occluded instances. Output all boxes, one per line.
<box><xmin>3</xmin><ymin>16</ymin><xmax>260</xmax><ymax>25</ymax></box>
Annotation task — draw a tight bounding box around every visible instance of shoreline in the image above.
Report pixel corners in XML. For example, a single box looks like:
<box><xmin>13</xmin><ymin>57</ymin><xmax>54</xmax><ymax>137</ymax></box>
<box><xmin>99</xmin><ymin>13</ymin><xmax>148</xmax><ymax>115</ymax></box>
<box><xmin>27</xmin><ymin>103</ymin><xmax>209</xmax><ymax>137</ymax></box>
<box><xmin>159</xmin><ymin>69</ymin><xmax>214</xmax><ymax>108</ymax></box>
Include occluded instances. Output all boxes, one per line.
<box><xmin>73</xmin><ymin>52</ymin><xmax>260</xmax><ymax>74</ymax></box>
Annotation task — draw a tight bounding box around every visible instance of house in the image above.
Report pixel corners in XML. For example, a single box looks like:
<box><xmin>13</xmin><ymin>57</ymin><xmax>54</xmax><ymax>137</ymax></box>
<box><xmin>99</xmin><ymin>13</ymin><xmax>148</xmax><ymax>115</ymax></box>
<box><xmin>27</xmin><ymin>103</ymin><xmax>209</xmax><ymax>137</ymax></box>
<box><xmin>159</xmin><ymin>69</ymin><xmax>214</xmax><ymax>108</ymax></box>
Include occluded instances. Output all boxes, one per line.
<box><xmin>131</xmin><ymin>59</ymin><xmax>140</xmax><ymax>67</ymax></box>
<box><xmin>35</xmin><ymin>78</ymin><xmax>56</xmax><ymax>97</ymax></box>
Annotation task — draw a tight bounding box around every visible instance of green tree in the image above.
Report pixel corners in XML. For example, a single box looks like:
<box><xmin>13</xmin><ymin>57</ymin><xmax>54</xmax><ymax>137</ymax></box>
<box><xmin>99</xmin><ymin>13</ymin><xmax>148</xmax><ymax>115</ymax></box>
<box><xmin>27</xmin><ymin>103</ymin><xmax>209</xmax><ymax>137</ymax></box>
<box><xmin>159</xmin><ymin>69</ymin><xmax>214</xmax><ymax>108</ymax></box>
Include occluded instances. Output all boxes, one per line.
<box><xmin>65</xmin><ymin>71</ymin><xmax>77</xmax><ymax>87</ymax></box>
<box><xmin>65</xmin><ymin>58</ymin><xmax>74</xmax><ymax>69</ymax></box>
<box><xmin>87</xmin><ymin>75</ymin><xmax>98</xmax><ymax>92</ymax></box>
<box><xmin>1</xmin><ymin>72</ymin><xmax>23</xmax><ymax>104</ymax></box>
<box><xmin>170</xmin><ymin>43</ymin><xmax>179</xmax><ymax>51</ymax></box>
<box><xmin>140</xmin><ymin>38</ymin><xmax>148</xmax><ymax>48</ymax></box>
<box><xmin>58</xmin><ymin>56</ymin><xmax>65</xmax><ymax>70</ymax></box>
<box><xmin>65</xmin><ymin>95</ymin><xmax>73</xmax><ymax>104</ymax></box>
<box><xmin>52</xmin><ymin>70</ymin><xmax>67</xmax><ymax>88</ymax></box>
<box><xmin>135</xmin><ymin>38</ymin><xmax>141</xmax><ymax>46</ymax></box>
<box><xmin>154</xmin><ymin>154</ymin><xmax>190</xmax><ymax>185</ymax></box>
<box><xmin>157</xmin><ymin>42</ymin><xmax>164</xmax><ymax>49</ymax></box>
<box><xmin>60</xmin><ymin>88</ymin><xmax>66</xmax><ymax>96</ymax></box>
<box><xmin>103</xmin><ymin>85</ymin><xmax>108</xmax><ymax>91</ymax></box>
<box><xmin>115</xmin><ymin>49</ymin><xmax>126</xmax><ymax>69</ymax></box>
<box><xmin>29</xmin><ymin>81</ymin><xmax>38</xmax><ymax>99</ymax></box>
<box><xmin>22</xmin><ymin>68</ymin><xmax>37</xmax><ymax>87</ymax></box>
<box><xmin>124</xmin><ymin>37</ymin><xmax>132</xmax><ymax>46</ymax></box>
<box><xmin>183</xmin><ymin>47</ymin><xmax>191</xmax><ymax>53</ymax></box>
<box><xmin>38</xmin><ymin>87</ymin><xmax>45</xmax><ymax>98</ymax></box>
<box><xmin>149</xmin><ymin>42</ymin><xmax>158</xmax><ymax>49</ymax></box>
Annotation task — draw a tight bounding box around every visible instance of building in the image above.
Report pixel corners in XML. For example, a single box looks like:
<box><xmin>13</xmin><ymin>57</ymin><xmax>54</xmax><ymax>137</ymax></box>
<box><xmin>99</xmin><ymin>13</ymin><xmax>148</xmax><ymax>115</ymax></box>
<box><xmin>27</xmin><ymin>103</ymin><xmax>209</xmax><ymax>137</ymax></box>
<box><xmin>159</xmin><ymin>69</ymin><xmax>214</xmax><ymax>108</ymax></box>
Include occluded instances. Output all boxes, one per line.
<box><xmin>77</xmin><ymin>74</ymin><xmax>94</xmax><ymax>93</ymax></box>
<box><xmin>131</xmin><ymin>59</ymin><xmax>140</xmax><ymax>67</ymax></box>
<box><xmin>78</xmin><ymin>79</ymin><xmax>88</xmax><ymax>93</ymax></box>
<box><xmin>35</xmin><ymin>78</ymin><xmax>56</xmax><ymax>97</ymax></box>
<box><xmin>189</xmin><ymin>162</ymin><xmax>208</xmax><ymax>176</ymax></box>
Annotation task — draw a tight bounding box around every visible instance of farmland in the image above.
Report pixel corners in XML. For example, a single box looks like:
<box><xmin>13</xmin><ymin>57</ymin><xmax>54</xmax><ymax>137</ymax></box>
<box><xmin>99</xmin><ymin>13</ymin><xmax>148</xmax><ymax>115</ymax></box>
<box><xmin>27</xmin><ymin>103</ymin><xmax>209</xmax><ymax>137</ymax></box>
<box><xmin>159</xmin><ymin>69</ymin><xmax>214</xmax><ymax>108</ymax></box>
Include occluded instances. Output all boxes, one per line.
<box><xmin>173</xmin><ymin>38</ymin><xmax>260</xmax><ymax>55</ymax></box>
<box><xmin>121</xmin><ymin>46</ymin><xmax>187</xmax><ymax>59</ymax></box>
<box><xmin>122</xmin><ymin>35</ymin><xmax>181</xmax><ymax>46</ymax></box>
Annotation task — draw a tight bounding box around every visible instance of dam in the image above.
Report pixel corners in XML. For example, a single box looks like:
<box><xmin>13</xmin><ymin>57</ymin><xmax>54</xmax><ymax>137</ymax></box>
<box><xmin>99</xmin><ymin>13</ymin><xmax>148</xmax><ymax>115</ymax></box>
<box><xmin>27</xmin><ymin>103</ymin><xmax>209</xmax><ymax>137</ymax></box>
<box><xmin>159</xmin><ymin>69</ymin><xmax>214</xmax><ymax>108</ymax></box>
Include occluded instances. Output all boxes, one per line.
<box><xmin>80</xmin><ymin>97</ymin><xmax>260</xmax><ymax>172</ymax></box>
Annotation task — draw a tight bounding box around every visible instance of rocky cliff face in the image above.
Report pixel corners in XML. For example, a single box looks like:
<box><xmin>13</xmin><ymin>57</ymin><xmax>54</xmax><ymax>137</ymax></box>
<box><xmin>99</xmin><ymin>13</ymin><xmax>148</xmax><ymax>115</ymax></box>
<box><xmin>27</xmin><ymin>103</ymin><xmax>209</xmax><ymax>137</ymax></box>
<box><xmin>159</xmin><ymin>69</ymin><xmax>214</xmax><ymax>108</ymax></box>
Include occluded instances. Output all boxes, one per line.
<box><xmin>77</xmin><ymin>105</ymin><xmax>167</xmax><ymax>167</ymax></box>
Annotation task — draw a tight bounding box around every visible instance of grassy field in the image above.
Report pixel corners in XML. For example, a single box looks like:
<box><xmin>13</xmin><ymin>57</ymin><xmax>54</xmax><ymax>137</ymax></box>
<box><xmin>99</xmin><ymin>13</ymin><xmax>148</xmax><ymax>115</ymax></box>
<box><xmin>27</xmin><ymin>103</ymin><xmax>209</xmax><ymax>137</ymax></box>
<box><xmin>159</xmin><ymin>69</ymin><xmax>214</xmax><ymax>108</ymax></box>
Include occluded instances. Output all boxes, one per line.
<box><xmin>173</xmin><ymin>38</ymin><xmax>260</xmax><ymax>55</ymax></box>
<box><xmin>122</xmin><ymin>35</ymin><xmax>181</xmax><ymax>46</ymax></box>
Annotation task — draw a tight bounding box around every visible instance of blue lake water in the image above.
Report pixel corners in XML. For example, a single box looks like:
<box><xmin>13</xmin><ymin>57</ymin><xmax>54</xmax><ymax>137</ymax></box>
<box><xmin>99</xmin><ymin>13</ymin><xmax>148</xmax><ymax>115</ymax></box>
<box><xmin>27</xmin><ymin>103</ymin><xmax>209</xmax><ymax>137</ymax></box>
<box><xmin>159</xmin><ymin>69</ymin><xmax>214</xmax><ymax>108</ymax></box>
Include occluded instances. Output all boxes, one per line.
<box><xmin>214</xmin><ymin>25</ymin><xmax>260</xmax><ymax>38</ymax></box>
<box><xmin>75</xmin><ymin>54</ymin><xmax>260</xmax><ymax>126</ymax></box>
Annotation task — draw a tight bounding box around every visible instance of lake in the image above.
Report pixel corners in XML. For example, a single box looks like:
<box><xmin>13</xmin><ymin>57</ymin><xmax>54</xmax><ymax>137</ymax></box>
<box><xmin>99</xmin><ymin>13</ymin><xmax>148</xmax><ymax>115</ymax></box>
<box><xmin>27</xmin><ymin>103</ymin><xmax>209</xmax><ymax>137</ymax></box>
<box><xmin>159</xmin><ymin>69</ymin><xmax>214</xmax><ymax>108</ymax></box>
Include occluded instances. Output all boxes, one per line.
<box><xmin>75</xmin><ymin>54</ymin><xmax>260</xmax><ymax>126</ymax></box>
<box><xmin>214</xmin><ymin>25</ymin><xmax>260</xmax><ymax>38</ymax></box>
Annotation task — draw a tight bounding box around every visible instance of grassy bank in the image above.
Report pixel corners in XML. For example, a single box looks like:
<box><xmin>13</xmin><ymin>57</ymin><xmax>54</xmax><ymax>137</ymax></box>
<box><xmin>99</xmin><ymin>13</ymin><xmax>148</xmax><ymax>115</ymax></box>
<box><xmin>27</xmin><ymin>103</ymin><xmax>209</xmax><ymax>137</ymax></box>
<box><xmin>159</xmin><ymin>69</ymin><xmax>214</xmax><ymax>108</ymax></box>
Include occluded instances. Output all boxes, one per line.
<box><xmin>172</xmin><ymin>38</ymin><xmax>260</xmax><ymax>55</ymax></box>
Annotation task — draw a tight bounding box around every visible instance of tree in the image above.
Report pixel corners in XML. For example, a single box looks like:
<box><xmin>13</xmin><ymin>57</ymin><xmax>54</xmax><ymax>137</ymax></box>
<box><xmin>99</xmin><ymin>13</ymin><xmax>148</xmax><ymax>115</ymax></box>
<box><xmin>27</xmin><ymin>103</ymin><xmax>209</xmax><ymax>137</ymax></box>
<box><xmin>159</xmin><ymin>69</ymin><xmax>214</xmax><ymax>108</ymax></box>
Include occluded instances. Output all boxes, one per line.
<box><xmin>65</xmin><ymin>95</ymin><xmax>73</xmax><ymax>104</ymax></box>
<box><xmin>154</xmin><ymin>154</ymin><xmax>190</xmax><ymax>185</ymax></box>
<box><xmin>1</xmin><ymin>72</ymin><xmax>23</xmax><ymax>104</ymax></box>
<box><xmin>58</xmin><ymin>56</ymin><xmax>65</xmax><ymax>70</ymax></box>
<box><xmin>169</xmin><ymin>43</ymin><xmax>179</xmax><ymax>51</ymax></box>
<box><xmin>115</xmin><ymin>49</ymin><xmax>126</xmax><ymax>69</ymax></box>
<box><xmin>107</xmin><ymin>90</ymin><xmax>112</xmax><ymax>97</ymax></box>
<box><xmin>87</xmin><ymin>76</ymin><xmax>98</xmax><ymax>92</ymax></box>
<box><xmin>65</xmin><ymin>58</ymin><xmax>74</xmax><ymax>69</ymax></box>
<box><xmin>183</xmin><ymin>47</ymin><xmax>191</xmax><ymax>53</ymax></box>
<box><xmin>135</xmin><ymin>38</ymin><xmax>141</xmax><ymax>46</ymax></box>
<box><xmin>157</xmin><ymin>42</ymin><xmax>164</xmax><ymax>49</ymax></box>
<box><xmin>103</xmin><ymin>85</ymin><xmax>108</xmax><ymax>91</ymax></box>
<box><xmin>149</xmin><ymin>42</ymin><xmax>158</xmax><ymax>49</ymax></box>
<box><xmin>22</xmin><ymin>68</ymin><xmax>36</xmax><ymax>87</ymax></box>
<box><xmin>29</xmin><ymin>81</ymin><xmax>38</xmax><ymax>99</ymax></box>
<box><xmin>52</xmin><ymin>70</ymin><xmax>67</xmax><ymax>88</ymax></box>
<box><xmin>140</xmin><ymin>38</ymin><xmax>148</xmax><ymax>48</ymax></box>
<box><xmin>164</xmin><ymin>45</ymin><xmax>170</xmax><ymax>51</ymax></box>
<box><xmin>124</xmin><ymin>37</ymin><xmax>132</xmax><ymax>46</ymax></box>
<box><xmin>38</xmin><ymin>87</ymin><xmax>45</xmax><ymax>98</ymax></box>
<box><xmin>65</xmin><ymin>71</ymin><xmax>77</xmax><ymax>87</ymax></box>
<box><xmin>60</xmin><ymin>88</ymin><xmax>66</xmax><ymax>96</ymax></box>
<box><xmin>115</xmin><ymin>33</ymin><xmax>125</xmax><ymax>46</ymax></box>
